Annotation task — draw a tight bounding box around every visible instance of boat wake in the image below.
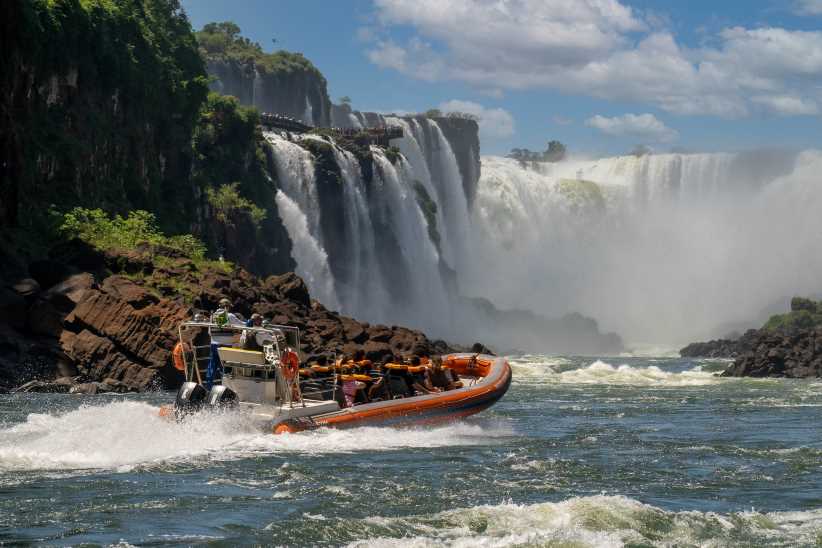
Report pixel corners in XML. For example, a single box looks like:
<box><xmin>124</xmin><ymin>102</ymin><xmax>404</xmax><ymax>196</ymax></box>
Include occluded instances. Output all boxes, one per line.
<box><xmin>344</xmin><ymin>495</ymin><xmax>822</xmax><ymax>547</ymax></box>
<box><xmin>0</xmin><ymin>401</ymin><xmax>512</xmax><ymax>473</ymax></box>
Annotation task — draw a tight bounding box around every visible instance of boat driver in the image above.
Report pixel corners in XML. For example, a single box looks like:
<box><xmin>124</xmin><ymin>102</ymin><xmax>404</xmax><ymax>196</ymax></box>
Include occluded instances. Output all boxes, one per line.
<box><xmin>212</xmin><ymin>298</ymin><xmax>245</xmax><ymax>327</ymax></box>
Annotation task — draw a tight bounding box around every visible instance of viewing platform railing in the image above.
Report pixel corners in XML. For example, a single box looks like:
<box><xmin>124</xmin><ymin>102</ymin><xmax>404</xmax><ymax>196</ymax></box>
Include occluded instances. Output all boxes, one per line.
<box><xmin>259</xmin><ymin>112</ymin><xmax>403</xmax><ymax>147</ymax></box>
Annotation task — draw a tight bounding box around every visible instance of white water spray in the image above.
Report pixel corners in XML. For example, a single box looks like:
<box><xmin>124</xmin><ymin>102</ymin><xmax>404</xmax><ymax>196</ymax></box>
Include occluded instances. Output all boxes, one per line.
<box><xmin>466</xmin><ymin>150</ymin><xmax>822</xmax><ymax>344</ymax></box>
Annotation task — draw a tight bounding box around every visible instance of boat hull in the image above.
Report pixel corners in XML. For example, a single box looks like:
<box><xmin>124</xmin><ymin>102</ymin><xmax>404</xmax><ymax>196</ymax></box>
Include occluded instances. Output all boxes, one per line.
<box><xmin>276</xmin><ymin>354</ymin><xmax>512</xmax><ymax>433</ymax></box>
<box><xmin>160</xmin><ymin>354</ymin><xmax>512</xmax><ymax>434</ymax></box>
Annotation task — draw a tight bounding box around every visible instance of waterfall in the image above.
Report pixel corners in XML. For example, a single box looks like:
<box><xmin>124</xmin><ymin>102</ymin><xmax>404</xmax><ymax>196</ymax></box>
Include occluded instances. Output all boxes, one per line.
<box><xmin>264</xmin><ymin>117</ymin><xmax>817</xmax><ymax>347</ymax></box>
<box><xmin>326</xmin><ymin>143</ymin><xmax>389</xmax><ymax>319</ymax></box>
<box><xmin>303</xmin><ymin>97</ymin><xmax>313</xmax><ymax>126</ymax></box>
<box><xmin>274</xmin><ymin>190</ymin><xmax>339</xmax><ymax>310</ymax></box>
<box><xmin>467</xmin><ymin>150</ymin><xmax>819</xmax><ymax>344</ymax></box>
<box><xmin>264</xmin><ymin>126</ymin><xmax>457</xmax><ymax>336</ymax></box>
<box><xmin>348</xmin><ymin>113</ymin><xmax>363</xmax><ymax>129</ymax></box>
<box><xmin>385</xmin><ymin>117</ymin><xmax>471</xmax><ymax>270</ymax></box>
<box><xmin>251</xmin><ymin>66</ymin><xmax>263</xmax><ymax>111</ymax></box>
<box><xmin>264</xmin><ymin>132</ymin><xmax>339</xmax><ymax>309</ymax></box>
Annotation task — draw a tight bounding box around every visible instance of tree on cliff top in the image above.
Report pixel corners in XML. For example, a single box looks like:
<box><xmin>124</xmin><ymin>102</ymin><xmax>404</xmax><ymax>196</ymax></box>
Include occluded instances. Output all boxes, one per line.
<box><xmin>544</xmin><ymin>140</ymin><xmax>567</xmax><ymax>162</ymax></box>
<box><xmin>195</xmin><ymin>21</ymin><xmax>325</xmax><ymax>81</ymax></box>
<box><xmin>763</xmin><ymin>297</ymin><xmax>822</xmax><ymax>331</ymax></box>
<box><xmin>508</xmin><ymin>141</ymin><xmax>567</xmax><ymax>164</ymax></box>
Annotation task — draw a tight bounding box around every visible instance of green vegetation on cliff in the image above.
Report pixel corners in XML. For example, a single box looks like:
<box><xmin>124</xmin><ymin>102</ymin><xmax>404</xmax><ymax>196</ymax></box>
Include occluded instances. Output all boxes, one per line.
<box><xmin>412</xmin><ymin>182</ymin><xmax>442</xmax><ymax>252</ymax></box>
<box><xmin>57</xmin><ymin>207</ymin><xmax>227</xmax><ymax>271</ymax></box>
<box><xmin>764</xmin><ymin>297</ymin><xmax>822</xmax><ymax>331</ymax></box>
<box><xmin>2</xmin><ymin>0</ymin><xmax>209</xmax><ymax>232</ymax></box>
<box><xmin>196</xmin><ymin>21</ymin><xmax>325</xmax><ymax>80</ymax></box>
<box><xmin>192</xmin><ymin>92</ymin><xmax>294</xmax><ymax>274</ymax></box>
<box><xmin>556</xmin><ymin>179</ymin><xmax>606</xmax><ymax>213</ymax></box>
<box><xmin>2</xmin><ymin>1</ymin><xmax>305</xmax><ymax>282</ymax></box>
<box><xmin>206</xmin><ymin>183</ymin><xmax>267</xmax><ymax>228</ymax></box>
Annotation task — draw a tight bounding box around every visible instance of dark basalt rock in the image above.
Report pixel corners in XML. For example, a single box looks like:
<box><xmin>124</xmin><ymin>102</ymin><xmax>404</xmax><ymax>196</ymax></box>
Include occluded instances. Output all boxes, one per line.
<box><xmin>721</xmin><ymin>327</ymin><xmax>822</xmax><ymax>378</ymax></box>
<box><xmin>3</xmin><ymin>246</ymin><xmax>463</xmax><ymax>393</ymax></box>
<box><xmin>679</xmin><ymin>329</ymin><xmax>759</xmax><ymax>358</ymax></box>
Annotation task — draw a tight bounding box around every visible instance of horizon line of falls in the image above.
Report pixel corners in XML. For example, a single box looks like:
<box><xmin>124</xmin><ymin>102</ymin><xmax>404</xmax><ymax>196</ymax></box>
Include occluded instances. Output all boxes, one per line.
<box><xmin>265</xmin><ymin>122</ymin><xmax>822</xmax><ymax>348</ymax></box>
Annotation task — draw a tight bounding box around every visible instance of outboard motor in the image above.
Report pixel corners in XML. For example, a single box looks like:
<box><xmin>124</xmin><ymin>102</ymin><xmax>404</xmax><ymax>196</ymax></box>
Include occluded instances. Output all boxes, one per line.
<box><xmin>174</xmin><ymin>382</ymin><xmax>207</xmax><ymax>420</ymax></box>
<box><xmin>206</xmin><ymin>385</ymin><xmax>238</xmax><ymax>410</ymax></box>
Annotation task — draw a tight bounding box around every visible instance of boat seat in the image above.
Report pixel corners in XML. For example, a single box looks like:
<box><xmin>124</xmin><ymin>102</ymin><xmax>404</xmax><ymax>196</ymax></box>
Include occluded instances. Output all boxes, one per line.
<box><xmin>387</xmin><ymin>374</ymin><xmax>412</xmax><ymax>398</ymax></box>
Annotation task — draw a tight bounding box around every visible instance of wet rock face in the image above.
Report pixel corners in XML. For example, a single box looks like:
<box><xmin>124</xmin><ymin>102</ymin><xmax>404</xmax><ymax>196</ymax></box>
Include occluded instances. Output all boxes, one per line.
<box><xmin>207</xmin><ymin>60</ymin><xmax>331</xmax><ymax>127</ymax></box>
<box><xmin>721</xmin><ymin>328</ymin><xmax>822</xmax><ymax>378</ymax></box>
<box><xmin>0</xmin><ymin>247</ymin><xmax>459</xmax><ymax>393</ymax></box>
<box><xmin>679</xmin><ymin>329</ymin><xmax>759</xmax><ymax>358</ymax></box>
<box><xmin>429</xmin><ymin>116</ymin><xmax>481</xmax><ymax>207</ymax></box>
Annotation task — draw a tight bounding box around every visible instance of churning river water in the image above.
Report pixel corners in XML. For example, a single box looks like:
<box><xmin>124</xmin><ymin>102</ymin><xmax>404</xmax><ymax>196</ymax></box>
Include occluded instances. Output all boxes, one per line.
<box><xmin>1</xmin><ymin>356</ymin><xmax>821</xmax><ymax>546</ymax></box>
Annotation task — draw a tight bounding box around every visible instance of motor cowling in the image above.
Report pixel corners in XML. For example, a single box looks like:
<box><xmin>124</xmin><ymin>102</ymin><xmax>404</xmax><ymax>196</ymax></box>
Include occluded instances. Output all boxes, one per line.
<box><xmin>174</xmin><ymin>381</ymin><xmax>207</xmax><ymax>420</ymax></box>
<box><xmin>206</xmin><ymin>385</ymin><xmax>238</xmax><ymax>409</ymax></box>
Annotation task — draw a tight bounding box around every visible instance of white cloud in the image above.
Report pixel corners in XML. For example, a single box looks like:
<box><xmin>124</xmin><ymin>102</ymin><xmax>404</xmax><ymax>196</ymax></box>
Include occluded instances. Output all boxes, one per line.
<box><xmin>367</xmin><ymin>0</ymin><xmax>822</xmax><ymax>119</ymax></box>
<box><xmin>439</xmin><ymin>100</ymin><xmax>515</xmax><ymax>138</ymax></box>
<box><xmin>795</xmin><ymin>0</ymin><xmax>822</xmax><ymax>15</ymax></box>
<box><xmin>586</xmin><ymin>113</ymin><xmax>678</xmax><ymax>142</ymax></box>
<box><xmin>552</xmin><ymin>115</ymin><xmax>574</xmax><ymax>126</ymax></box>
<box><xmin>752</xmin><ymin>94</ymin><xmax>820</xmax><ymax>115</ymax></box>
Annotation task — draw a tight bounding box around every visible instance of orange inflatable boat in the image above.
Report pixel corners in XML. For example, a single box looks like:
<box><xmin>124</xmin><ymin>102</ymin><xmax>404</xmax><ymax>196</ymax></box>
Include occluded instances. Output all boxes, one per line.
<box><xmin>162</xmin><ymin>319</ymin><xmax>511</xmax><ymax>434</ymax></box>
<box><xmin>275</xmin><ymin>353</ymin><xmax>512</xmax><ymax>433</ymax></box>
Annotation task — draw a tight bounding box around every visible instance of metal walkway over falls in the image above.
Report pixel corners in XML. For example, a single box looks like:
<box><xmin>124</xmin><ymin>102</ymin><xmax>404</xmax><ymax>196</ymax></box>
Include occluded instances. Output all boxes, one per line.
<box><xmin>259</xmin><ymin>113</ymin><xmax>403</xmax><ymax>147</ymax></box>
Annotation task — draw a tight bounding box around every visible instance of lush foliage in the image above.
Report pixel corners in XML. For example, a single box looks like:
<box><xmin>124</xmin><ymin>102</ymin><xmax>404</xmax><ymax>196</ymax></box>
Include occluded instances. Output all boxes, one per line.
<box><xmin>192</xmin><ymin>92</ymin><xmax>270</xmax><ymax>225</ymax></box>
<box><xmin>444</xmin><ymin>111</ymin><xmax>479</xmax><ymax>122</ymax></box>
<box><xmin>556</xmin><ymin>179</ymin><xmax>606</xmax><ymax>213</ymax></box>
<box><xmin>206</xmin><ymin>183</ymin><xmax>267</xmax><ymax>228</ymax></box>
<box><xmin>4</xmin><ymin>0</ymin><xmax>209</xmax><ymax>232</ymax></box>
<box><xmin>412</xmin><ymin>182</ymin><xmax>441</xmax><ymax>252</ymax></box>
<box><xmin>196</xmin><ymin>21</ymin><xmax>325</xmax><ymax>79</ymax></box>
<box><xmin>764</xmin><ymin>297</ymin><xmax>822</xmax><ymax>331</ymax></box>
<box><xmin>59</xmin><ymin>208</ymin><xmax>207</xmax><ymax>260</ymax></box>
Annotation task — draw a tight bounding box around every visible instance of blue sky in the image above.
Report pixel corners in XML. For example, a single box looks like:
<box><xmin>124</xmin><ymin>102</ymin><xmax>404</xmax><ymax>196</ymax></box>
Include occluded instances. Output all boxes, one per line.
<box><xmin>182</xmin><ymin>0</ymin><xmax>822</xmax><ymax>156</ymax></box>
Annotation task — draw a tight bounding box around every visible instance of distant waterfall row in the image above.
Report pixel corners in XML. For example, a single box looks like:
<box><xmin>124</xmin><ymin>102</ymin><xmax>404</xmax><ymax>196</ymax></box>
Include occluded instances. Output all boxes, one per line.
<box><xmin>468</xmin><ymin>150</ymin><xmax>821</xmax><ymax>344</ymax></box>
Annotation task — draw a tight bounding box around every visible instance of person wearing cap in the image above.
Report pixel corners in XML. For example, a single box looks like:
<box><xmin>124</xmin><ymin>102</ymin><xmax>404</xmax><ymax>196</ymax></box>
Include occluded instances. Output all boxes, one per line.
<box><xmin>241</xmin><ymin>313</ymin><xmax>264</xmax><ymax>349</ymax></box>
<box><xmin>212</xmin><ymin>298</ymin><xmax>245</xmax><ymax>327</ymax></box>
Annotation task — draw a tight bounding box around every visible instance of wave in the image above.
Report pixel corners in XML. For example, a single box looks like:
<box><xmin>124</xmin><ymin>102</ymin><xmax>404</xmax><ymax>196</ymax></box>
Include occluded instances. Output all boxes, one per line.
<box><xmin>510</xmin><ymin>358</ymin><xmax>722</xmax><ymax>387</ymax></box>
<box><xmin>0</xmin><ymin>401</ymin><xmax>511</xmax><ymax>473</ymax></box>
<box><xmin>344</xmin><ymin>495</ymin><xmax>822</xmax><ymax>547</ymax></box>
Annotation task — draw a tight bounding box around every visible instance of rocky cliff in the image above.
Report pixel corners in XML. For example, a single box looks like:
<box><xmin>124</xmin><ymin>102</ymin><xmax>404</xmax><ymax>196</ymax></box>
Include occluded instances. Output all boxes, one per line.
<box><xmin>197</xmin><ymin>23</ymin><xmax>331</xmax><ymax>126</ymax></box>
<box><xmin>1</xmin><ymin>242</ymin><xmax>455</xmax><ymax>394</ymax></box>
<box><xmin>683</xmin><ymin>297</ymin><xmax>822</xmax><ymax>378</ymax></box>
<box><xmin>207</xmin><ymin>59</ymin><xmax>331</xmax><ymax>127</ymax></box>
<box><xmin>1</xmin><ymin>0</ymin><xmax>208</xmax><ymax>234</ymax></box>
<box><xmin>679</xmin><ymin>330</ymin><xmax>759</xmax><ymax>358</ymax></box>
<box><xmin>721</xmin><ymin>328</ymin><xmax>822</xmax><ymax>378</ymax></box>
<box><xmin>432</xmin><ymin>116</ymin><xmax>481</xmax><ymax>207</ymax></box>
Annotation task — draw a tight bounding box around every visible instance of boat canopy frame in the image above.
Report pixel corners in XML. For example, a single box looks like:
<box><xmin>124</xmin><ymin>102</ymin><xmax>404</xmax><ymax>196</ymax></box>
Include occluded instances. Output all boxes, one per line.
<box><xmin>176</xmin><ymin>321</ymin><xmax>302</xmax><ymax>384</ymax></box>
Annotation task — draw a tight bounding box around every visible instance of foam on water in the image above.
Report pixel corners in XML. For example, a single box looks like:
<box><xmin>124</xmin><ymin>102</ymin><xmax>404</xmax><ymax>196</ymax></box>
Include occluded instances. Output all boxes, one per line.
<box><xmin>0</xmin><ymin>401</ymin><xmax>511</xmax><ymax>473</ymax></box>
<box><xmin>346</xmin><ymin>495</ymin><xmax>822</xmax><ymax>547</ymax></box>
<box><xmin>510</xmin><ymin>358</ymin><xmax>722</xmax><ymax>387</ymax></box>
